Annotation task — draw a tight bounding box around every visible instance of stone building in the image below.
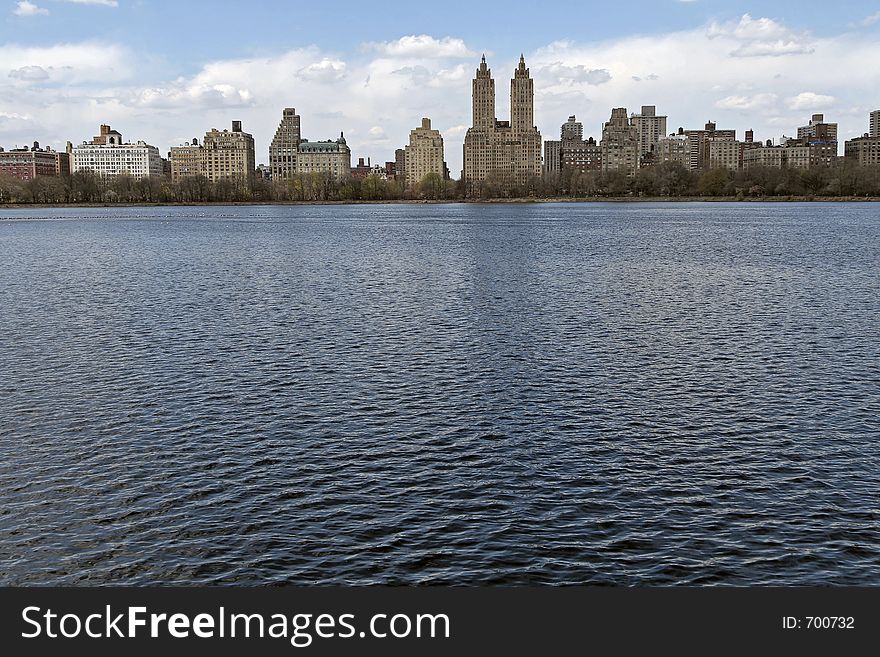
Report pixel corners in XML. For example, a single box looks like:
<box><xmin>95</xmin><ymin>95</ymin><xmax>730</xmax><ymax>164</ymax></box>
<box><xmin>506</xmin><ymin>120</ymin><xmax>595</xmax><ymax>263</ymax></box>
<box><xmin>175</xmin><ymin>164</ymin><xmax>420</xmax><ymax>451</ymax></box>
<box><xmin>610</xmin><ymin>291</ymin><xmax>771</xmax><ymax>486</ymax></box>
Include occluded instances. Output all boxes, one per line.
<box><xmin>797</xmin><ymin>114</ymin><xmax>838</xmax><ymax>144</ymax></box>
<box><xmin>296</xmin><ymin>134</ymin><xmax>351</xmax><ymax>180</ymax></box>
<box><xmin>202</xmin><ymin>121</ymin><xmax>255</xmax><ymax>183</ymax></box>
<box><xmin>544</xmin><ymin>116</ymin><xmax>601</xmax><ymax>176</ymax></box>
<box><xmin>72</xmin><ymin>125</ymin><xmax>163</xmax><ymax>179</ymax></box>
<box><xmin>871</xmin><ymin>110</ymin><xmax>880</xmax><ymax>138</ymax></box>
<box><xmin>404</xmin><ymin>117</ymin><xmax>445</xmax><ymax>188</ymax></box>
<box><xmin>463</xmin><ymin>55</ymin><xmax>542</xmax><ymax>191</ymax></box>
<box><xmin>170</xmin><ymin>139</ymin><xmax>204</xmax><ymax>181</ymax></box>
<box><xmin>630</xmin><ymin>105</ymin><xmax>667</xmax><ymax>163</ymax></box>
<box><xmin>743</xmin><ymin>139</ymin><xmax>837</xmax><ymax>170</ymax></box>
<box><xmin>655</xmin><ymin>133</ymin><xmax>690</xmax><ymax>168</ymax></box>
<box><xmin>844</xmin><ymin>135</ymin><xmax>880</xmax><ymax>167</ymax></box>
<box><xmin>683</xmin><ymin>122</ymin><xmax>736</xmax><ymax>170</ymax></box>
<box><xmin>269</xmin><ymin>108</ymin><xmax>302</xmax><ymax>182</ymax></box>
<box><xmin>600</xmin><ymin>108</ymin><xmax>640</xmax><ymax>175</ymax></box>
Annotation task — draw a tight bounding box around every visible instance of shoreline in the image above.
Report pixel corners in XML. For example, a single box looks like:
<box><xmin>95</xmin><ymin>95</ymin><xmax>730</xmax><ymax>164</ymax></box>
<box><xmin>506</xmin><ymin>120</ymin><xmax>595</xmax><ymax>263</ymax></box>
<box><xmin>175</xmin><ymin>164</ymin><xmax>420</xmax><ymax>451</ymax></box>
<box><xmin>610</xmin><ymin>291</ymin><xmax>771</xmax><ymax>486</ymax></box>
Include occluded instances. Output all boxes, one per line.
<box><xmin>1</xmin><ymin>196</ymin><xmax>879</xmax><ymax>209</ymax></box>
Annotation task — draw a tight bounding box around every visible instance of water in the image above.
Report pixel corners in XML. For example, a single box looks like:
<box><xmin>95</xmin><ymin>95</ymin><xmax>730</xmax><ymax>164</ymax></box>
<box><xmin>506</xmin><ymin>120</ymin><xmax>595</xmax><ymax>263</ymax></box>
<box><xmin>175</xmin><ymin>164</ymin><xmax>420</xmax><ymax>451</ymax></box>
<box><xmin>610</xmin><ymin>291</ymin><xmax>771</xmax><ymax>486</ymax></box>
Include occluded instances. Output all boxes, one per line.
<box><xmin>0</xmin><ymin>202</ymin><xmax>878</xmax><ymax>586</ymax></box>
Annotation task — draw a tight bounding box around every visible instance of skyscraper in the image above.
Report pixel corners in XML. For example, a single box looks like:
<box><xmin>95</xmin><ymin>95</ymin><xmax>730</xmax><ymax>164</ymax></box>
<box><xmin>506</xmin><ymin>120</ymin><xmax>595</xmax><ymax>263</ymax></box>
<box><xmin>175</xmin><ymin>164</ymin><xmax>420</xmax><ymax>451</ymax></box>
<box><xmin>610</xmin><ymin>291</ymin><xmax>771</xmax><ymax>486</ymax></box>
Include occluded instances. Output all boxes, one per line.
<box><xmin>600</xmin><ymin>108</ymin><xmax>640</xmax><ymax>175</ymax></box>
<box><xmin>463</xmin><ymin>55</ymin><xmax>542</xmax><ymax>191</ymax></box>
<box><xmin>404</xmin><ymin>118</ymin><xmax>445</xmax><ymax>188</ymax></box>
<box><xmin>630</xmin><ymin>105</ymin><xmax>667</xmax><ymax>162</ymax></box>
<box><xmin>870</xmin><ymin>110</ymin><xmax>879</xmax><ymax>138</ymax></box>
<box><xmin>270</xmin><ymin>108</ymin><xmax>302</xmax><ymax>181</ymax></box>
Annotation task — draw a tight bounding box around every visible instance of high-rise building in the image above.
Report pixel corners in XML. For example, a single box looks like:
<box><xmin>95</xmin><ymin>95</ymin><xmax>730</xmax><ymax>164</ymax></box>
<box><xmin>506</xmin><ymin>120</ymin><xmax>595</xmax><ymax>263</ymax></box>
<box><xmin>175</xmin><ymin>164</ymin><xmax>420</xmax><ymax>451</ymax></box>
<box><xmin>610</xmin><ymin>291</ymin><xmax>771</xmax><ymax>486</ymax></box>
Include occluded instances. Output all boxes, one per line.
<box><xmin>394</xmin><ymin>148</ymin><xmax>406</xmax><ymax>183</ymax></box>
<box><xmin>844</xmin><ymin>135</ymin><xmax>880</xmax><ymax>167</ymax></box>
<box><xmin>655</xmin><ymin>133</ymin><xmax>690</xmax><ymax>168</ymax></box>
<box><xmin>683</xmin><ymin>122</ymin><xmax>736</xmax><ymax>170</ymax></box>
<box><xmin>296</xmin><ymin>133</ymin><xmax>351</xmax><ymax>180</ymax></box>
<box><xmin>0</xmin><ymin>142</ymin><xmax>68</xmax><ymax>181</ymax></box>
<box><xmin>72</xmin><ymin>125</ymin><xmax>163</xmax><ymax>179</ymax></box>
<box><xmin>600</xmin><ymin>108</ymin><xmax>640</xmax><ymax>175</ymax></box>
<box><xmin>404</xmin><ymin>117</ymin><xmax>445</xmax><ymax>188</ymax></box>
<box><xmin>170</xmin><ymin>138</ymin><xmax>204</xmax><ymax>181</ymax></box>
<box><xmin>630</xmin><ymin>105</ymin><xmax>667</xmax><ymax>162</ymax></box>
<box><xmin>797</xmin><ymin>114</ymin><xmax>838</xmax><ymax>144</ymax></box>
<box><xmin>202</xmin><ymin>121</ymin><xmax>256</xmax><ymax>183</ymax></box>
<box><xmin>463</xmin><ymin>55</ymin><xmax>542</xmax><ymax>190</ymax></box>
<box><xmin>269</xmin><ymin>108</ymin><xmax>302</xmax><ymax>182</ymax></box>
<box><xmin>544</xmin><ymin>116</ymin><xmax>601</xmax><ymax>177</ymax></box>
<box><xmin>869</xmin><ymin>110</ymin><xmax>879</xmax><ymax>138</ymax></box>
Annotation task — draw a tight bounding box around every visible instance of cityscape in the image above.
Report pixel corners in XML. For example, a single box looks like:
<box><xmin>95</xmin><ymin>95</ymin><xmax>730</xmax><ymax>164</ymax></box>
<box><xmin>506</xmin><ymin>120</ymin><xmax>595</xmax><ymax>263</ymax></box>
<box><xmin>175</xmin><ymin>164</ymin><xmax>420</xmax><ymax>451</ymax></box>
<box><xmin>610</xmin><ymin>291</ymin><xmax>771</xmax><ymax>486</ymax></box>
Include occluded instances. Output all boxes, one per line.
<box><xmin>1</xmin><ymin>54</ymin><xmax>879</xmax><ymax>202</ymax></box>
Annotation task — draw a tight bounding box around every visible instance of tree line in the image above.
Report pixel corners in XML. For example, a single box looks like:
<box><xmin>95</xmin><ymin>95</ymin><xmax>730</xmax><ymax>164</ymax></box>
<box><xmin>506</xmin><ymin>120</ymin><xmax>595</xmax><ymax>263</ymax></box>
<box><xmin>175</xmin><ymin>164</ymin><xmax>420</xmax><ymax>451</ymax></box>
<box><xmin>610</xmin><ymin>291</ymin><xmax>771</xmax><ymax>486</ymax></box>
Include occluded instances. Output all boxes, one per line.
<box><xmin>1</xmin><ymin>162</ymin><xmax>879</xmax><ymax>205</ymax></box>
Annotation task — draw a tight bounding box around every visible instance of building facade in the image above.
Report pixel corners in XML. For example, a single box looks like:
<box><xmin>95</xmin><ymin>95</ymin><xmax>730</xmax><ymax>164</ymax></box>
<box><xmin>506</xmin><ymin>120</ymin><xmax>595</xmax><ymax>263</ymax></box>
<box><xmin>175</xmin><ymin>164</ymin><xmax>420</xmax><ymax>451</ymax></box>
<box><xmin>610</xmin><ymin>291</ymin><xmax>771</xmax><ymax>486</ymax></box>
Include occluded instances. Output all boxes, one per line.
<box><xmin>743</xmin><ymin>141</ymin><xmax>837</xmax><ymax>170</ymax></box>
<box><xmin>296</xmin><ymin>134</ymin><xmax>351</xmax><ymax>180</ymax></box>
<box><xmin>170</xmin><ymin>139</ymin><xmax>204</xmax><ymax>181</ymax></box>
<box><xmin>0</xmin><ymin>143</ymin><xmax>69</xmax><ymax>181</ymax></box>
<box><xmin>202</xmin><ymin>121</ymin><xmax>255</xmax><ymax>183</ymax></box>
<box><xmin>463</xmin><ymin>56</ymin><xmax>542</xmax><ymax>190</ymax></box>
<box><xmin>600</xmin><ymin>108</ymin><xmax>640</xmax><ymax>175</ymax></box>
<box><xmin>871</xmin><ymin>110</ymin><xmax>880</xmax><ymax>139</ymax></box>
<box><xmin>72</xmin><ymin>125</ymin><xmax>163</xmax><ymax>179</ymax></box>
<box><xmin>654</xmin><ymin>133</ymin><xmax>690</xmax><ymax>168</ymax></box>
<box><xmin>683</xmin><ymin>122</ymin><xmax>736</xmax><ymax>170</ymax></box>
<box><xmin>797</xmin><ymin>114</ymin><xmax>838</xmax><ymax>144</ymax></box>
<box><xmin>269</xmin><ymin>108</ymin><xmax>302</xmax><ymax>182</ymax></box>
<box><xmin>844</xmin><ymin>135</ymin><xmax>880</xmax><ymax>167</ymax></box>
<box><xmin>404</xmin><ymin>117</ymin><xmax>445</xmax><ymax>188</ymax></box>
<box><xmin>630</xmin><ymin>105</ymin><xmax>667</xmax><ymax>162</ymax></box>
<box><xmin>544</xmin><ymin>115</ymin><xmax>601</xmax><ymax>177</ymax></box>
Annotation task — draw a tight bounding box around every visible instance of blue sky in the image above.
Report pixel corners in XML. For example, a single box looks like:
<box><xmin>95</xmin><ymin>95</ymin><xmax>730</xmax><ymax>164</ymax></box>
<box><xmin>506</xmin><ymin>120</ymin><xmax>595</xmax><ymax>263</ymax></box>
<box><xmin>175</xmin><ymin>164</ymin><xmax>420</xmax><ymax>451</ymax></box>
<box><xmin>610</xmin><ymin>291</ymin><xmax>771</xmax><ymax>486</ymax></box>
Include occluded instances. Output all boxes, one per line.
<box><xmin>2</xmin><ymin>0</ymin><xmax>880</xmax><ymax>173</ymax></box>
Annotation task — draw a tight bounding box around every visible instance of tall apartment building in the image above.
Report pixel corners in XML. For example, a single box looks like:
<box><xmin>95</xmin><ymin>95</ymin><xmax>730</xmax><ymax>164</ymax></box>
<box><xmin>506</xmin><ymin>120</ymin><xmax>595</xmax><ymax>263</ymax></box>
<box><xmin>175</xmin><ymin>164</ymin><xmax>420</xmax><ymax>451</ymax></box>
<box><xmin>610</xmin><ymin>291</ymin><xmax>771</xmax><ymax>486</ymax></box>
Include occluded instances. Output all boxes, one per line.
<box><xmin>600</xmin><ymin>108</ymin><xmax>640</xmax><ymax>175</ymax></box>
<box><xmin>0</xmin><ymin>142</ymin><xmax>69</xmax><ymax>181</ymax></box>
<box><xmin>296</xmin><ymin>133</ymin><xmax>351</xmax><ymax>180</ymax></box>
<box><xmin>683</xmin><ymin>122</ymin><xmax>736</xmax><ymax>170</ymax></box>
<box><xmin>170</xmin><ymin>139</ymin><xmax>205</xmax><ymax>181</ymax></box>
<box><xmin>706</xmin><ymin>131</ymin><xmax>760</xmax><ymax>172</ymax></box>
<box><xmin>743</xmin><ymin>140</ymin><xmax>837</xmax><ymax>170</ymax></box>
<box><xmin>844</xmin><ymin>135</ymin><xmax>880</xmax><ymax>167</ymax></box>
<box><xmin>202</xmin><ymin>121</ymin><xmax>255</xmax><ymax>183</ymax></box>
<box><xmin>269</xmin><ymin>108</ymin><xmax>302</xmax><ymax>181</ymax></box>
<box><xmin>630</xmin><ymin>105</ymin><xmax>667</xmax><ymax>162</ymax></box>
<box><xmin>72</xmin><ymin>125</ymin><xmax>163</xmax><ymax>179</ymax></box>
<box><xmin>545</xmin><ymin>116</ymin><xmax>601</xmax><ymax>176</ymax></box>
<box><xmin>463</xmin><ymin>56</ymin><xmax>542</xmax><ymax>189</ymax></box>
<box><xmin>797</xmin><ymin>114</ymin><xmax>838</xmax><ymax>144</ymax></box>
<box><xmin>871</xmin><ymin>110</ymin><xmax>880</xmax><ymax>138</ymax></box>
<box><xmin>394</xmin><ymin>148</ymin><xmax>406</xmax><ymax>183</ymax></box>
<box><xmin>655</xmin><ymin>133</ymin><xmax>690</xmax><ymax>168</ymax></box>
<box><xmin>404</xmin><ymin>118</ymin><xmax>445</xmax><ymax>188</ymax></box>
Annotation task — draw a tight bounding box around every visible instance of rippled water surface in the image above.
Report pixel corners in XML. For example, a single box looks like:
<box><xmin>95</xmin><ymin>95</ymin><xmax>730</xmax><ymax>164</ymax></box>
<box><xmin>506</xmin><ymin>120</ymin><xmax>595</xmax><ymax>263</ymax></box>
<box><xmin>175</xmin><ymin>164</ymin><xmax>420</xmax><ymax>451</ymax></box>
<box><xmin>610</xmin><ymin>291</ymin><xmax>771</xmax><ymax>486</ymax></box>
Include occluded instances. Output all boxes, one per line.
<box><xmin>1</xmin><ymin>202</ymin><xmax>878</xmax><ymax>585</ymax></box>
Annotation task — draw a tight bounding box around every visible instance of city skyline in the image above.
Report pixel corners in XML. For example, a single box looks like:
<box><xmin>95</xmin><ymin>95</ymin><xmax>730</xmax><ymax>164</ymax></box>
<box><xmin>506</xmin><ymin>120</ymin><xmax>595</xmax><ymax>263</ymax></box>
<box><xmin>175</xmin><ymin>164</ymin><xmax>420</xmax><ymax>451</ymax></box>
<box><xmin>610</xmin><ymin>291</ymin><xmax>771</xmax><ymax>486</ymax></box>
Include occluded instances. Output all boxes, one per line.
<box><xmin>2</xmin><ymin>1</ymin><xmax>880</xmax><ymax>173</ymax></box>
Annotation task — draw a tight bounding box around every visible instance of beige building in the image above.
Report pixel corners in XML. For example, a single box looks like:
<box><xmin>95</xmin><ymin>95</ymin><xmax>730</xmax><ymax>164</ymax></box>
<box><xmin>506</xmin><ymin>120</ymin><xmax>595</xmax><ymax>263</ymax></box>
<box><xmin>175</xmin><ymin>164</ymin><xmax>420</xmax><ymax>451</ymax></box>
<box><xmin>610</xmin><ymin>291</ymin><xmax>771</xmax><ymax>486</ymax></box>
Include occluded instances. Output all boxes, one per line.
<box><xmin>683</xmin><ymin>122</ymin><xmax>736</xmax><ymax>170</ymax></box>
<box><xmin>404</xmin><ymin>118</ymin><xmax>445</xmax><ymax>188</ymax></box>
<box><xmin>630</xmin><ymin>105</ymin><xmax>667</xmax><ymax>162</ymax></box>
<box><xmin>844</xmin><ymin>135</ymin><xmax>880</xmax><ymax>167</ymax></box>
<box><xmin>707</xmin><ymin>139</ymin><xmax>743</xmax><ymax>172</ymax></box>
<box><xmin>743</xmin><ymin>146</ymin><xmax>784</xmax><ymax>170</ymax></box>
<box><xmin>744</xmin><ymin>141</ymin><xmax>837</xmax><ymax>170</ymax></box>
<box><xmin>871</xmin><ymin>110</ymin><xmax>880</xmax><ymax>138</ymax></box>
<box><xmin>171</xmin><ymin>121</ymin><xmax>255</xmax><ymax>183</ymax></box>
<box><xmin>600</xmin><ymin>108</ymin><xmax>639</xmax><ymax>175</ymax></box>
<box><xmin>797</xmin><ymin>114</ymin><xmax>838</xmax><ymax>144</ymax></box>
<box><xmin>170</xmin><ymin>139</ymin><xmax>204</xmax><ymax>181</ymax></box>
<box><xmin>655</xmin><ymin>133</ymin><xmax>690</xmax><ymax>168</ymax></box>
<box><xmin>202</xmin><ymin>121</ymin><xmax>255</xmax><ymax>183</ymax></box>
<box><xmin>544</xmin><ymin>116</ymin><xmax>601</xmax><ymax>176</ymax></box>
<box><xmin>463</xmin><ymin>55</ymin><xmax>542</xmax><ymax>191</ymax></box>
<box><xmin>296</xmin><ymin>134</ymin><xmax>351</xmax><ymax>180</ymax></box>
<box><xmin>270</xmin><ymin>108</ymin><xmax>301</xmax><ymax>181</ymax></box>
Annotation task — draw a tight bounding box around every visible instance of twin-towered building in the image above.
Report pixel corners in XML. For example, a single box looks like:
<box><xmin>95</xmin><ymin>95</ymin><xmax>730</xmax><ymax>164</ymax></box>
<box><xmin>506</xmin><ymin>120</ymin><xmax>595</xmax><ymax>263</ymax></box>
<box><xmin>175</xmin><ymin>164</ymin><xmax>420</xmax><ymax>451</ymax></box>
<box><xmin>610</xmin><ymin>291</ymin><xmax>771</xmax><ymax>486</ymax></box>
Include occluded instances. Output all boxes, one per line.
<box><xmin>463</xmin><ymin>55</ymin><xmax>542</xmax><ymax>189</ymax></box>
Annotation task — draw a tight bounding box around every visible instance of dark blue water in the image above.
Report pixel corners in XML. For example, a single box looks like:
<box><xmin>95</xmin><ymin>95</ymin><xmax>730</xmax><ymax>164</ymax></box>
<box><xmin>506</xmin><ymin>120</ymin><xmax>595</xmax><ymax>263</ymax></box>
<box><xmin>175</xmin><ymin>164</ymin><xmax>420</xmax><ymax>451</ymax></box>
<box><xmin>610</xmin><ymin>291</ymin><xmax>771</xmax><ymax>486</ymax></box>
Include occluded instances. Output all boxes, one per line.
<box><xmin>1</xmin><ymin>202</ymin><xmax>878</xmax><ymax>585</ymax></box>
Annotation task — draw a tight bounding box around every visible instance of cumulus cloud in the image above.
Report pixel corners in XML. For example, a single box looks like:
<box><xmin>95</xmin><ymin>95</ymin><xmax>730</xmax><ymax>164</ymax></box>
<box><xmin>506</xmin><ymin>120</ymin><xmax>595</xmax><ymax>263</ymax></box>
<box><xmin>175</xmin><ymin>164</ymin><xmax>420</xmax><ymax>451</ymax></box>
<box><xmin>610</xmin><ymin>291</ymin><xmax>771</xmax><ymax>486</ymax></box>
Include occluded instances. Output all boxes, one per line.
<box><xmin>708</xmin><ymin>14</ymin><xmax>815</xmax><ymax>57</ymax></box>
<box><xmin>296</xmin><ymin>59</ymin><xmax>347</xmax><ymax>82</ymax></box>
<box><xmin>787</xmin><ymin>92</ymin><xmax>835</xmax><ymax>111</ymax></box>
<box><xmin>13</xmin><ymin>1</ymin><xmax>49</xmax><ymax>16</ymax></box>
<box><xmin>715</xmin><ymin>93</ymin><xmax>778</xmax><ymax>110</ymax></box>
<box><xmin>536</xmin><ymin>63</ymin><xmax>611</xmax><ymax>85</ymax></box>
<box><xmin>365</xmin><ymin>35</ymin><xmax>475</xmax><ymax>58</ymax></box>
<box><xmin>9</xmin><ymin>65</ymin><xmax>51</xmax><ymax>81</ymax></box>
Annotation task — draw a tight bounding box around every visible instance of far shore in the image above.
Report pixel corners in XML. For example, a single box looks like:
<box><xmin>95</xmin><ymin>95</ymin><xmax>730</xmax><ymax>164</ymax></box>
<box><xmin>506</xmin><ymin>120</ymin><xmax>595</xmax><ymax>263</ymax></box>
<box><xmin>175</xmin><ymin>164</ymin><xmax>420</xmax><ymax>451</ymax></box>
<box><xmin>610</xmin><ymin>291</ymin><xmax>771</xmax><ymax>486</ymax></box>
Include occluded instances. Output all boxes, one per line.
<box><xmin>1</xmin><ymin>196</ymin><xmax>879</xmax><ymax>210</ymax></box>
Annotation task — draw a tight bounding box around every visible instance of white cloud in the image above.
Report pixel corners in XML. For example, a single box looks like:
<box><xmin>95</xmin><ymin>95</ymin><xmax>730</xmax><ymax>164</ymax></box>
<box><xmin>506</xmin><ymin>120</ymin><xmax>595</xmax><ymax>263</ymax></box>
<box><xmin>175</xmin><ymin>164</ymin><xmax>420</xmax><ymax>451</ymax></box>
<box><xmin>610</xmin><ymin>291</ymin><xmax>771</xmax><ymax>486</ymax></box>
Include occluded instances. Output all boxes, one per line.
<box><xmin>365</xmin><ymin>35</ymin><xmax>475</xmax><ymax>59</ymax></box>
<box><xmin>707</xmin><ymin>13</ymin><xmax>815</xmax><ymax>57</ymax></box>
<box><xmin>851</xmin><ymin>11</ymin><xmax>880</xmax><ymax>28</ymax></box>
<box><xmin>536</xmin><ymin>63</ymin><xmax>611</xmax><ymax>85</ymax></box>
<box><xmin>715</xmin><ymin>93</ymin><xmax>778</xmax><ymax>111</ymax></box>
<box><xmin>13</xmin><ymin>1</ymin><xmax>49</xmax><ymax>16</ymax></box>
<box><xmin>9</xmin><ymin>65</ymin><xmax>51</xmax><ymax>81</ymax></box>
<box><xmin>296</xmin><ymin>58</ymin><xmax>347</xmax><ymax>82</ymax></box>
<box><xmin>787</xmin><ymin>92</ymin><xmax>835</xmax><ymax>111</ymax></box>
